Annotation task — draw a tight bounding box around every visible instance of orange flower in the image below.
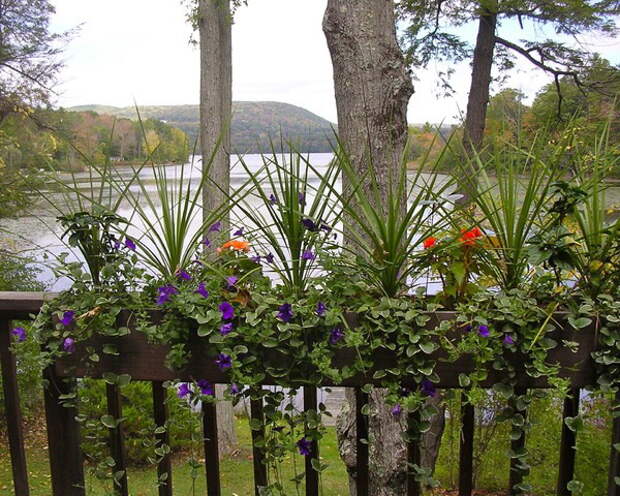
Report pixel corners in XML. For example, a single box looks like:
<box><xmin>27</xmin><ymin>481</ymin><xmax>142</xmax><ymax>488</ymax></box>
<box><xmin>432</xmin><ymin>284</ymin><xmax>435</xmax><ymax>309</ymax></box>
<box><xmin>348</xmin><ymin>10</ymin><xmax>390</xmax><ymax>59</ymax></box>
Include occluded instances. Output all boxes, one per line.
<box><xmin>423</xmin><ymin>236</ymin><xmax>437</xmax><ymax>249</ymax></box>
<box><xmin>460</xmin><ymin>227</ymin><xmax>483</xmax><ymax>246</ymax></box>
<box><xmin>220</xmin><ymin>240</ymin><xmax>250</xmax><ymax>252</ymax></box>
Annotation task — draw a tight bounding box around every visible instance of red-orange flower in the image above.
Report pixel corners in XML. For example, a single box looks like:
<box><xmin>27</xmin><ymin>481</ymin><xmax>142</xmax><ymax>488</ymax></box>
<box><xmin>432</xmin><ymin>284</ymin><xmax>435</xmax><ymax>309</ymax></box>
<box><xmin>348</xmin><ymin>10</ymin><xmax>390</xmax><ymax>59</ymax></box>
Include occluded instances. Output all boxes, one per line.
<box><xmin>423</xmin><ymin>236</ymin><xmax>437</xmax><ymax>249</ymax></box>
<box><xmin>460</xmin><ymin>227</ymin><xmax>483</xmax><ymax>246</ymax></box>
<box><xmin>219</xmin><ymin>240</ymin><xmax>250</xmax><ymax>252</ymax></box>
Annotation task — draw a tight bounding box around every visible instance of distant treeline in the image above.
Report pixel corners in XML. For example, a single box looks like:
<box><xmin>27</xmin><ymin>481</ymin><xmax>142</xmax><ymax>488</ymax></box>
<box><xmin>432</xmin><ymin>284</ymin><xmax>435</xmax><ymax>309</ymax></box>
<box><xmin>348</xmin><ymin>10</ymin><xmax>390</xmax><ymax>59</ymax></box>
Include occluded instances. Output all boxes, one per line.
<box><xmin>0</xmin><ymin>109</ymin><xmax>189</xmax><ymax>171</ymax></box>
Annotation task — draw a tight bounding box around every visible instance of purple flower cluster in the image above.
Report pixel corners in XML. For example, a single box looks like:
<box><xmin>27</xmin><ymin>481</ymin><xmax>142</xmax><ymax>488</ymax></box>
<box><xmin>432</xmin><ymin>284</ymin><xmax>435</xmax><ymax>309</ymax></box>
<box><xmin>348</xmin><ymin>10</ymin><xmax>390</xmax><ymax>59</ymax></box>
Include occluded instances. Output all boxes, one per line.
<box><xmin>11</xmin><ymin>327</ymin><xmax>26</xmax><ymax>342</ymax></box>
<box><xmin>156</xmin><ymin>285</ymin><xmax>178</xmax><ymax>305</ymax></box>
<box><xmin>302</xmin><ymin>218</ymin><xmax>318</xmax><ymax>232</ymax></box>
<box><xmin>391</xmin><ymin>404</ymin><xmax>402</xmax><ymax>417</ymax></box>
<box><xmin>177</xmin><ymin>383</ymin><xmax>191</xmax><ymax>398</ymax></box>
<box><xmin>329</xmin><ymin>327</ymin><xmax>344</xmax><ymax>345</ymax></box>
<box><xmin>226</xmin><ymin>276</ymin><xmax>238</xmax><ymax>290</ymax></box>
<box><xmin>197</xmin><ymin>379</ymin><xmax>214</xmax><ymax>396</ymax></box>
<box><xmin>196</xmin><ymin>282</ymin><xmax>210</xmax><ymax>298</ymax></box>
<box><xmin>478</xmin><ymin>325</ymin><xmax>490</xmax><ymax>338</ymax></box>
<box><xmin>177</xmin><ymin>270</ymin><xmax>192</xmax><ymax>281</ymax></box>
<box><xmin>60</xmin><ymin>311</ymin><xmax>75</xmax><ymax>326</ymax></box>
<box><xmin>220</xmin><ymin>322</ymin><xmax>234</xmax><ymax>335</ymax></box>
<box><xmin>209</xmin><ymin>221</ymin><xmax>221</xmax><ymax>233</ymax></box>
<box><xmin>277</xmin><ymin>303</ymin><xmax>293</xmax><ymax>323</ymax></box>
<box><xmin>301</xmin><ymin>250</ymin><xmax>315</xmax><ymax>261</ymax></box>
<box><xmin>296</xmin><ymin>437</ymin><xmax>312</xmax><ymax>456</ymax></box>
<box><xmin>219</xmin><ymin>302</ymin><xmax>234</xmax><ymax>321</ymax></box>
<box><xmin>233</xmin><ymin>227</ymin><xmax>244</xmax><ymax>237</ymax></box>
<box><xmin>316</xmin><ymin>302</ymin><xmax>327</xmax><ymax>317</ymax></box>
<box><xmin>63</xmin><ymin>337</ymin><xmax>76</xmax><ymax>353</ymax></box>
<box><xmin>421</xmin><ymin>379</ymin><xmax>437</xmax><ymax>398</ymax></box>
<box><xmin>215</xmin><ymin>353</ymin><xmax>232</xmax><ymax>370</ymax></box>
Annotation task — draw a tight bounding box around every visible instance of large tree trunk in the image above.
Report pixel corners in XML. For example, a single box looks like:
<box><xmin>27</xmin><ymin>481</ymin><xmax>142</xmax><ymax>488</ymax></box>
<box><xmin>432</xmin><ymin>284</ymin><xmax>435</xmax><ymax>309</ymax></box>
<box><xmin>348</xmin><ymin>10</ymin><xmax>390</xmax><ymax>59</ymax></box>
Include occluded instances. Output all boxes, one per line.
<box><xmin>323</xmin><ymin>2</ymin><xmax>446</xmax><ymax>495</ymax></box>
<box><xmin>198</xmin><ymin>0</ymin><xmax>236</xmax><ymax>456</ymax></box>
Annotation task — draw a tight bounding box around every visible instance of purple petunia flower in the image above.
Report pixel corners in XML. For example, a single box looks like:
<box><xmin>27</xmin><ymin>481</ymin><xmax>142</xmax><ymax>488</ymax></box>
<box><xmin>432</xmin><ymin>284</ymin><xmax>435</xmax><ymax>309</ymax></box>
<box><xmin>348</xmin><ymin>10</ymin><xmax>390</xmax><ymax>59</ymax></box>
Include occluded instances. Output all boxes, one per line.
<box><xmin>296</xmin><ymin>437</ymin><xmax>312</xmax><ymax>456</ymax></box>
<box><xmin>219</xmin><ymin>301</ymin><xmax>234</xmax><ymax>321</ymax></box>
<box><xmin>421</xmin><ymin>379</ymin><xmax>437</xmax><ymax>398</ymax></box>
<box><xmin>265</xmin><ymin>253</ymin><xmax>274</xmax><ymax>264</ymax></box>
<box><xmin>301</xmin><ymin>250</ymin><xmax>315</xmax><ymax>261</ymax></box>
<box><xmin>233</xmin><ymin>227</ymin><xmax>244</xmax><ymax>237</ymax></box>
<box><xmin>177</xmin><ymin>383</ymin><xmax>191</xmax><ymax>399</ymax></box>
<box><xmin>230</xmin><ymin>383</ymin><xmax>240</xmax><ymax>394</ymax></box>
<box><xmin>196</xmin><ymin>282</ymin><xmax>210</xmax><ymax>298</ymax></box>
<box><xmin>302</xmin><ymin>218</ymin><xmax>318</xmax><ymax>232</ymax></box>
<box><xmin>316</xmin><ymin>302</ymin><xmax>327</xmax><ymax>317</ymax></box>
<box><xmin>503</xmin><ymin>335</ymin><xmax>515</xmax><ymax>345</ymax></box>
<box><xmin>220</xmin><ymin>322</ymin><xmax>234</xmax><ymax>335</ymax></box>
<box><xmin>209</xmin><ymin>221</ymin><xmax>222</xmax><ymax>233</ymax></box>
<box><xmin>215</xmin><ymin>353</ymin><xmax>232</xmax><ymax>370</ymax></box>
<box><xmin>329</xmin><ymin>327</ymin><xmax>344</xmax><ymax>345</ymax></box>
<box><xmin>156</xmin><ymin>285</ymin><xmax>179</xmax><ymax>305</ymax></box>
<box><xmin>465</xmin><ymin>324</ymin><xmax>473</xmax><ymax>332</ymax></box>
<box><xmin>478</xmin><ymin>325</ymin><xmax>490</xmax><ymax>338</ymax></box>
<box><xmin>124</xmin><ymin>238</ymin><xmax>136</xmax><ymax>251</ymax></box>
<box><xmin>63</xmin><ymin>337</ymin><xmax>76</xmax><ymax>353</ymax></box>
<box><xmin>298</xmin><ymin>192</ymin><xmax>306</xmax><ymax>206</ymax></box>
<box><xmin>226</xmin><ymin>276</ymin><xmax>238</xmax><ymax>289</ymax></box>
<box><xmin>114</xmin><ymin>238</ymin><xmax>122</xmax><ymax>250</ymax></box>
<box><xmin>202</xmin><ymin>237</ymin><xmax>211</xmax><ymax>248</ymax></box>
<box><xmin>250</xmin><ymin>255</ymin><xmax>261</xmax><ymax>264</ymax></box>
<box><xmin>391</xmin><ymin>404</ymin><xmax>402</xmax><ymax>417</ymax></box>
<box><xmin>269</xmin><ymin>193</ymin><xmax>278</xmax><ymax>205</ymax></box>
<box><xmin>197</xmin><ymin>379</ymin><xmax>214</xmax><ymax>396</ymax></box>
<box><xmin>177</xmin><ymin>270</ymin><xmax>192</xmax><ymax>281</ymax></box>
<box><xmin>11</xmin><ymin>327</ymin><xmax>26</xmax><ymax>342</ymax></box>
<box><xmin>60</xmin><ymin>311</ymin><xmax>75</xmax><ymax>327</ymax></box>
<box><xmin>277</xmin><ymin>303</ymin><xmax>293</xmax><ymax>323</ymax></box>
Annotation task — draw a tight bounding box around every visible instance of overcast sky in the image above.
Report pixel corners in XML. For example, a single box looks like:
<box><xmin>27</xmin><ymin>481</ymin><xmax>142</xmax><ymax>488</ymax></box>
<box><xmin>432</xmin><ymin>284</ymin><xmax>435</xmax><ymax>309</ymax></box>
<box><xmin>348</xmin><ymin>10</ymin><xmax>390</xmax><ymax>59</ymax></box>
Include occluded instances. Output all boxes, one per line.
<box><xmin>50</xmin><ymin>0</ymin><xmax>620</xmax><ymax>124</ymax></box>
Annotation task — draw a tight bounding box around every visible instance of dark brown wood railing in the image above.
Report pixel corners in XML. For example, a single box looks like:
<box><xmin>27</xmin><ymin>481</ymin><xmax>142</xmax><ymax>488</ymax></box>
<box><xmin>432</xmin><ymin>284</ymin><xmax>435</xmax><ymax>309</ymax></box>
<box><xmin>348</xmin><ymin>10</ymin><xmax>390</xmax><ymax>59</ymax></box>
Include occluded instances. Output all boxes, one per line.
<box><xmin>1</xmin><ymin>291</ymin><xmax>619</xmax><ymax>496</ymax></box>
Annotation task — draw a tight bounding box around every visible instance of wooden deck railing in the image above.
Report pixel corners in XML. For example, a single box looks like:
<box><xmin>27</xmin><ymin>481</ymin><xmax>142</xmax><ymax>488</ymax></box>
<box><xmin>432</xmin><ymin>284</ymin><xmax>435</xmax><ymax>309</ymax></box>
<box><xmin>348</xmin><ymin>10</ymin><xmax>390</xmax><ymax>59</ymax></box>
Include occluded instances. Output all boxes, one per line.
<box><xmin>1</xmin><ymin>291</ymin><xmax>619</xmax><ymax>496</ymax></box>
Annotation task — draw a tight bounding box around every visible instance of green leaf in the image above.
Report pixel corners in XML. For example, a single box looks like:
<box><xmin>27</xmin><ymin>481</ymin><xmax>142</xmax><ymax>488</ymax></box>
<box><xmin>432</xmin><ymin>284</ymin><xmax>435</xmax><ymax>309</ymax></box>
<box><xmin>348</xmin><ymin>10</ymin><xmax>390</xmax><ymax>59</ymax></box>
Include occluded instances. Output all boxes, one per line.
<box><xmin>458</xmin><ymin>374</ymin><xmax>471</xmax><ymax>387</ymax></box>
<box><xmin>101</xmin><ymin>415</ymin><xmax>117</xmax><ymax>428</ymax></box>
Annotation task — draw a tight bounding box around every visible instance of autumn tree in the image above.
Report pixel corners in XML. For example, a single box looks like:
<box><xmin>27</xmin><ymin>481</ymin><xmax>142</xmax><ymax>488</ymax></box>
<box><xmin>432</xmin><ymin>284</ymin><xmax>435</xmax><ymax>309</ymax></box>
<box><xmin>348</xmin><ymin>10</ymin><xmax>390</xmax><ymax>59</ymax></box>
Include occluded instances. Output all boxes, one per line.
<box><xmin>398</xmin><ymin>0</ymin><xmax>620</xmax><ymax>153</ymax></box>
<box><xmin>0</xmin><ymin>0</ymin><xmax>69</xmax><ymax>120</ymax></box>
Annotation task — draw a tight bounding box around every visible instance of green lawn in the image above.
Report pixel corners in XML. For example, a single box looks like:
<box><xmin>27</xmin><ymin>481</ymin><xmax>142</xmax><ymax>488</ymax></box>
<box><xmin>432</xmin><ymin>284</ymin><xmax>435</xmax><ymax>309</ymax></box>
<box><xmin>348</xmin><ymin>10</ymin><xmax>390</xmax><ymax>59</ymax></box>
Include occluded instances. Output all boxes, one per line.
<box><xmin>0</xmin><ymin>418</ymin><xmax>350</xmax><ymax>496</ymax></box>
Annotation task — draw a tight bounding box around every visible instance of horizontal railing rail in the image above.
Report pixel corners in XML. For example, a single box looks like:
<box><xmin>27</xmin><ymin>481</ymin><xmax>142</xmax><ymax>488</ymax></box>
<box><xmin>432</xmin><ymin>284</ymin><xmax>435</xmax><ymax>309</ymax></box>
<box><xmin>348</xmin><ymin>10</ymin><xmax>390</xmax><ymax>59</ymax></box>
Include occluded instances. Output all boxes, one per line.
<box><xmin>0</xmin><ymin>291</ymin><xmax>619</xmax><ymax>496</ymax></box>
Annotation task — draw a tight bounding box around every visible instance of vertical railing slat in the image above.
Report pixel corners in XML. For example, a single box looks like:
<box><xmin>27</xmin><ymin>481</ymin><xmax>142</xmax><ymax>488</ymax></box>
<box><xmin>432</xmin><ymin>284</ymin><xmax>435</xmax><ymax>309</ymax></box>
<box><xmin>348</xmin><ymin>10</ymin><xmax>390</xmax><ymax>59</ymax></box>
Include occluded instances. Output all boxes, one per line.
<box><xmin>459</xmin><ymin>394</ymin><xmax>475</xmax><ymax>496</ymax></box>
<box><xmin>43</xmin><ymin>367</ymin><xmax>85</xmax><ymax>496</ymax></box>
<box><xmin>250</xmin><ymin>395</ymin><xmax>268</xmax><ymax>495</ymax></box>
<box><xmin>152</xmin><ymin>381</ymin><xmax>173</xmax><ymax>496</ymax></box>
<box><xmin>0</xmin><ymin>319</ymin><xmax>30</xmax><ymax>496</ymax></box>
<box><xmin>557</xmin><ymin>388</ymin><xmax>580</xmax><ymax>496</ymax></box>
<box><xmin>406</xmin><ymin>410</ymin><xmax>422</xmax><ymax>496</ymax></box>
<box><xmin>303</xmin><ymin>386</ymin><xmax>320</xmax><ymax>496</ymax></box>
<box><xmin>608</xmin><ymin>391</ymin><xmax>620</xmax><ymax>496</ymax></box>
<box><xmin>106</xmin><ymin>383</ymin><xmax>129</xmax><ymax>496</ymax></box>
<box><xmin>509</xmin><ymin>387</ymin><xmax>528</xmax><ymax>496</ymax></box>
<box><xmin>202</xmin><ymin>399</ymin><xmax>221</xmax><ymax>496</ymax></box>
<box><xmin>355</xmin><ymin>387</ymin><xmax>369</xmax><ymax>496</ymax></box>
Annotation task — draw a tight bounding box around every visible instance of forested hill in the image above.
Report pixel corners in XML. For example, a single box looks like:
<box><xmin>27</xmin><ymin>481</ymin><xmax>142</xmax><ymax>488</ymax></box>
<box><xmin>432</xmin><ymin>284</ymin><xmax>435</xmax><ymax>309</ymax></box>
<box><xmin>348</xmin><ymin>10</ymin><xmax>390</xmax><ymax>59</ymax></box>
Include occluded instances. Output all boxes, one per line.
<box><xmin>69</xmin><ymin>102</ymin><xmax>336</xmax><ymax>153</ymax></box>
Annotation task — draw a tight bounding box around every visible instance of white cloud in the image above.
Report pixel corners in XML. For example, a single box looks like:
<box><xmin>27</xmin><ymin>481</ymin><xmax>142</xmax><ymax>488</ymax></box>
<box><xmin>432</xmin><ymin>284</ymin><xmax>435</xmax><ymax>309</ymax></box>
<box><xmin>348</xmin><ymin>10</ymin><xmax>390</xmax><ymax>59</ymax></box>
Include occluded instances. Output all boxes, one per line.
<box><xmin>49</xmin><ymin>1</ymin><xmax>620</xmax><ymax>125</ymax></box>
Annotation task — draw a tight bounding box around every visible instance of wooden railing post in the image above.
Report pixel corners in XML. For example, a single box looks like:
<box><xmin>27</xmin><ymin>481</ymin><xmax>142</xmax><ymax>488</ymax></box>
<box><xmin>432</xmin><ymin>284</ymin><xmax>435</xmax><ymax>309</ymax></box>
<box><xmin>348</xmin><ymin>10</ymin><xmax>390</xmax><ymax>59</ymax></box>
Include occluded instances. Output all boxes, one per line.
<box><xmin>0</xmin><ymin>319</ymin><xmax>30</xmax><ymax>496</ymax></box>
<box><xmin>608</xmin><ymin>391</ymin><xmax>620</xmax><ymax>496</ymax></box>
<box><xmin>106</xmin><ymin>383</ymin><xmax>128</xmax><ymax>496</ymax></box>
<box><xmin>250</xmin><ymin>393</ymin><xmax>268</xmax><ymax>495</ymax></box>
<box><xmin>459</xmin><ymin>392</ymin><xmax>475</xmax><ymax>496</ymax></box>
<box><xmin>202</xmin><ymin>398</ymin><xmax>222</xmax><ymax>496</ymax></box>
<box><xmin>152</xmin><ymin>381</ymin><xmax>173</xmax><ymax>496</ymax></box>
<box><xmin>303</xmin><ymin>386</ymin><xmax>319</xmax><ymax>496</ymax></box>
<box><xmin>355</xmin><ymin>387</ymin><xmax>370</xmax><ymax>496</ymax></box>
<box><xmin>43</xmin><ymin>366</ymin><xmax>85</xmax><ymax>496</ymax></box>
<box><xmin>557</xmin><ymin>388</ymin><xmax>580</xmax><ymax>496</ymax></box>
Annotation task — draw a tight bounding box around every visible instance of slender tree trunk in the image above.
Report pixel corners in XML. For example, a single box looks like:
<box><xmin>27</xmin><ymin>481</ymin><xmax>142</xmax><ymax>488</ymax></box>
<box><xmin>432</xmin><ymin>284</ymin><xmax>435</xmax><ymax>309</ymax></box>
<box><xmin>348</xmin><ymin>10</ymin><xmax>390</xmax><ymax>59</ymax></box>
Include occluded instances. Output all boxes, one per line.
<box><xmin>462</xmin><ymin>9</ymin><xmax>497</xmax><ymax>153</ymax></box>
<box><xmin>198</xmin><ymin>0</ymin><xmax>236</xmax><ymax>455</ymax></box>
<box><xmin>323</xmin><ymin>2</ymin><xmax>441</xmax><ymax>495</ymax></box>
<box><xmin>458</xmin><ymin>8</ymin><xmax>497</xmax><ymax>204</ymax></box>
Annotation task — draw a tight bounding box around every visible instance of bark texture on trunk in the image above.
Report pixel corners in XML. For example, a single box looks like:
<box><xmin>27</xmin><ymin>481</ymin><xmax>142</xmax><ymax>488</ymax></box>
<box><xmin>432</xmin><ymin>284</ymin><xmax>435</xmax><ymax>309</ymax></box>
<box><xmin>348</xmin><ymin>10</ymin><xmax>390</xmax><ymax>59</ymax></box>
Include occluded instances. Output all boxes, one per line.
<box><xmin>198</xmin><ymin>0</ymin><xmax>236</xmax><ymax>455</ymax></box>
<box><xmin>462</xmin><ymin>10</ymin><xmax>497</xmax><ymax>153</ymax></box>
<box><xmin>199</xmin><ymin>0</ymin><xmax>232</xmax><ymax>233</ymax></box>
<box><xmin>323</xmin><ymin>0</ymin><xmax>413</xmax><ymax>209</ymax></box>
<box><xmin>324</xmin><ymin>2</ymin><xmax>426</xmax><ymax>495</ymax></box>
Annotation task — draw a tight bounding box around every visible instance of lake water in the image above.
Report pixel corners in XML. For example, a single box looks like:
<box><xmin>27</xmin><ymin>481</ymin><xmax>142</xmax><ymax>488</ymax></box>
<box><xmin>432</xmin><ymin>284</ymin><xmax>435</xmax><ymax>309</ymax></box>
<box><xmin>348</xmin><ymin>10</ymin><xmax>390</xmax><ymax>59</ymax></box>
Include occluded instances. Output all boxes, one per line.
<box><xmin>1</xmin><ymin>153</ymin><xmax>342</xmax><ymax>290</ymax></box>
